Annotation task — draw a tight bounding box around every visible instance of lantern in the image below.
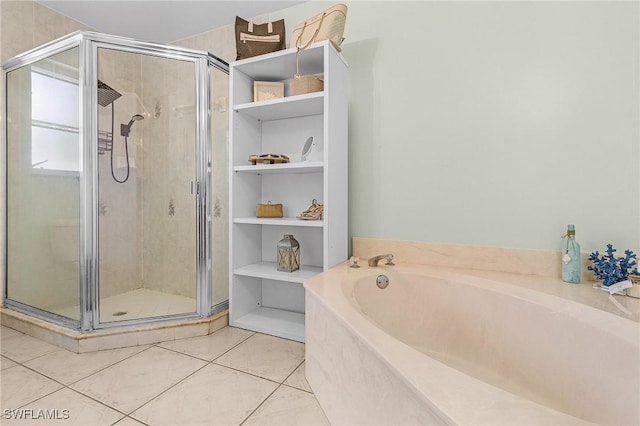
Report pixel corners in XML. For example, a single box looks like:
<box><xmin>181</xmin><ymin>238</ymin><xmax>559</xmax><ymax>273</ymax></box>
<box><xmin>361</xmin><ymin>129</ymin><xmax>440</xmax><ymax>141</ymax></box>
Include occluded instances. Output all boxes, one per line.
<box><xmin>277</xmin><ymin>234</ymin><xmax>300</xmax><ymax>272</ymax></box>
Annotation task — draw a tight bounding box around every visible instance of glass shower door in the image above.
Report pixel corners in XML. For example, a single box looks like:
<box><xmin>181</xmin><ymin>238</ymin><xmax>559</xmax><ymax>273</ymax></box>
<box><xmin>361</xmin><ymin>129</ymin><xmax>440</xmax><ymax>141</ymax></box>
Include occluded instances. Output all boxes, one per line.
<box><xmin>5</xmin><ymin>47</ymin><xmax>81</xmax><ymax>321</ymax></box>
<box><xmin>96</xmin><ymin>47</ymin><xmax>198</xmax><ymax>324</ymax></box>
<box><xmin>210</xmin><ymin>63</ymin><xmax>229</xmax><ymax>311</ymax></box>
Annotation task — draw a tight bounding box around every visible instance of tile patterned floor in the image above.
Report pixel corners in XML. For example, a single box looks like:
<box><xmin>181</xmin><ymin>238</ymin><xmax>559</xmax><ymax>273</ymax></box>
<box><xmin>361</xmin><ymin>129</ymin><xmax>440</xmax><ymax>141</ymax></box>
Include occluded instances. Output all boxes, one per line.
<box><xmin>0</xmin><ymin>325</ymin><xmax>329</xmax><ymax>425</ymax></box>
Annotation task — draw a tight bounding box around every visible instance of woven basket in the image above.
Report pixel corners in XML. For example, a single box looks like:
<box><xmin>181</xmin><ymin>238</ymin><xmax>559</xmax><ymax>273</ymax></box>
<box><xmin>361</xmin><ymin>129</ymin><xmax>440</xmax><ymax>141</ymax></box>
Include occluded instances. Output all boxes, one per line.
<box><xmin>290</xmin><ymin>75</ymin><xmax>324</xmax><ymax>96</ymax></box>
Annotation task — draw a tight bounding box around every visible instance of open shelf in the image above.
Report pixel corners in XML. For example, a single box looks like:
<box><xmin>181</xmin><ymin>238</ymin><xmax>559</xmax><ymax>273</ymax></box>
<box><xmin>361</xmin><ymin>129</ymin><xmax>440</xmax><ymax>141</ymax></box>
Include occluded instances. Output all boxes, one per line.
<box><xmin>234</xmin><ymin>92</ymin><xmax>323</xmax><ymax>121</ymax></box>
<box><xmin>234</xmin><ymin>262</ymin><xmax>323</xmax><ymax>283</ymax></box>
<box><xmin>232</xmin><ymin>41</ymin><xmax>332</xmax><ymax>80</ymax></box>
<box><xmin>230</xmin><ymin>40</ymin><xmax>347</xmax><ymax>342</ymax></box>
<box><xmin>234</xmin><ymin>162</ymin><xmax>324</xmax><ymax>174</ymax></box>
<box><xmin>233</xmin><ymin>217</ymin><xmax>324</xmax><ymax>227</ymax></box>
<box><xmin>232</xmin><ymin>307</ymin><xmax>305</xmax><ymax>342</ymax></box>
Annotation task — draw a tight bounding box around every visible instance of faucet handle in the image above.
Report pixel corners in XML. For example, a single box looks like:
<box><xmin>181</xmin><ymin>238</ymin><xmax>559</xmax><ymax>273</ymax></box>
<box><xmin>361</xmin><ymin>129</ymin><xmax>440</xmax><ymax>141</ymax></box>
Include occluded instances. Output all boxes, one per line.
<box><xmin>349</xmin><ymin>256</ymin><xmax>360</xmax><ymax>268</ymax></box>
<box><xmin>385</xmin><ymin>254</ymin><xmax>395</xmax><ymax>266</ymax></box>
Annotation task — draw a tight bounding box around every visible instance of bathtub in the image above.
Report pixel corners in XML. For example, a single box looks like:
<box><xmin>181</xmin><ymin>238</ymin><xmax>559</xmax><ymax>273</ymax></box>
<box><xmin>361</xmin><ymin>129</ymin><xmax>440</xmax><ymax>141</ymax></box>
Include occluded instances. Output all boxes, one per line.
<box><xmin>303</xmin><ymin>263</ymin><xmax>640</xmax><ymax>425</ymax></box>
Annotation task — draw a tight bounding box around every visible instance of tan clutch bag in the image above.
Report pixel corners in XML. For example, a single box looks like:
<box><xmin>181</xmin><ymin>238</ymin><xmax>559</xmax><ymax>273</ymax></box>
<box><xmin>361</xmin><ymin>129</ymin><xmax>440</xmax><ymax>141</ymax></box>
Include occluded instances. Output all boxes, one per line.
<box><xmin>256</xmin><ymin>201</ymin><xmax>283</xmax><ymax>218</ymax></box>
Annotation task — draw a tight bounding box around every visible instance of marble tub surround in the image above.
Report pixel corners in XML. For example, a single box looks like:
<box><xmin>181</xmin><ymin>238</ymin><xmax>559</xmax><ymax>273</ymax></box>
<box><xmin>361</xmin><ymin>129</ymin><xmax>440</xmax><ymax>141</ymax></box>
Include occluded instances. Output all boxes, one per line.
<box><xmin>353</xmin><ymin>237</ymin><xmax>593</xmax><ymax>278</ymax></box>
<box><xmin>1</xmin><ymin>325</ymin><xmax>328</xmax><ymax>425</ymax></box>
<box><xmin>304</xmin><ymin>263</ymin><xmax>639</xmax><ymax>425</ymax></box>
<box><xmin>353</xmin><ymin>237</ymin><xmax>640</xmax><ymax>320</ymax></box>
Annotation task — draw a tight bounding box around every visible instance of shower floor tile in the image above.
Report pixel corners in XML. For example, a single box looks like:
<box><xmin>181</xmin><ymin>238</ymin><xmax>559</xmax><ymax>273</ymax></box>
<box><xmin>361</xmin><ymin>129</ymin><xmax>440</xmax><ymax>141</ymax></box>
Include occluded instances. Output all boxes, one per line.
<box><xmin>0</xmin><ymin>325</ymin><xmax>329</xmax><ymax>425</ymax></box>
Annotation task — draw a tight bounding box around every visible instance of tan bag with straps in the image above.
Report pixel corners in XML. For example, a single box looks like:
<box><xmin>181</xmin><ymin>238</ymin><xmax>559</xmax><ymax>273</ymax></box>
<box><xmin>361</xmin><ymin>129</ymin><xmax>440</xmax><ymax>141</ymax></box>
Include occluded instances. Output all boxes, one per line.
<box><xmin>291</xmin><ymin>3</ymin><xmax>348</xmax><ymax>52</ymax></box>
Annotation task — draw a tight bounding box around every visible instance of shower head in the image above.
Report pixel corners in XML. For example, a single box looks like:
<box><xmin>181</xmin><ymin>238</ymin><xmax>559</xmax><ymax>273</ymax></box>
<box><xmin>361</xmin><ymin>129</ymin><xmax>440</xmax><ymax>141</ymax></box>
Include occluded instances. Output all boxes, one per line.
<box><xmin>97</xmin><ymin>80</ymin><xmax>122</xmax><ymax>107</ymax></box>
<box><xmin>120</xmin><ymin>114</ymin><xmax>144</xmax><ymax>137</ymax></box>
<box><xmin>127</xmin><ymin>114</ymin><xmax>145</xmax><ymax>127</ymax></box>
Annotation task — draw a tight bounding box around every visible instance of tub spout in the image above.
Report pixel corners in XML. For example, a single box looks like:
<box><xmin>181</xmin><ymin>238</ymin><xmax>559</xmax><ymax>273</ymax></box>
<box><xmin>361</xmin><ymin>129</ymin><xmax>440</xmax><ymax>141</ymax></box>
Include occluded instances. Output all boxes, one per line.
<box><xmin>368</xmin><ymin>254</ymin><xmax>395</xmax><ymax>267</ymax></box>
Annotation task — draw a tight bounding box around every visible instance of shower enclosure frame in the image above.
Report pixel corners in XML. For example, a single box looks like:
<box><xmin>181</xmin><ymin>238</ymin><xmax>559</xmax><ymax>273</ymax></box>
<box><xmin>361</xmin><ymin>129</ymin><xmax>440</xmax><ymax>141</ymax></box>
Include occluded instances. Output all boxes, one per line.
<box><xmin>2</xmin><ymin>31</ymin><xmax>229</xmax><ymax>332</ymax></box>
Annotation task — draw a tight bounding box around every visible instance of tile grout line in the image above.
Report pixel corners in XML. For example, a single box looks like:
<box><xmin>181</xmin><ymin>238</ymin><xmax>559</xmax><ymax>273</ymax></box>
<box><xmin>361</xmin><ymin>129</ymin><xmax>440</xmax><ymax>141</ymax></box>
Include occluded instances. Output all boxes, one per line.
<box><xmin>12</xmin><ymin>362</ymin><xmax>136</xmax><ymax>419</ymax></box>
<box><xmin>6</xmin><ymin>345</ymin><xmax>154</xmax><ymax>418</ymax></box>
<box><xmin>239</xmin><ymin>383</ymin><xmax>284</xmax><ymax>426</ymax></box>
<box><xmin>279</xmin><ymin>359</ymin><xmax>315</xmax><ymax>394</ymax></box>
<box><xmin>111</xmin><ymin>415</ymin><xmax>150</xmax><ymax>426</ymax></box>
<box><xmin>237</xmin><ymin>357</ymin><xmax>307</xmax><ymax>425</ymax></box>
<box><xmin>124</xmin><ymin>360</ymin><xmax>212</xmax><ymax>420</ymax></box>
<box><xmin>3</xmin><ymin>328</ymin><xmax>314</xmax><ymax>424</ymax></box>
<box><xmin>210</xmin><ymin>361</ymin><xmax>283</xmax><ymax>386</ymax></box>
<box><xmin>62</xmin><ymin>345</ymin><xmax>155</xmax><ymax>387</ymax></box>
<box><xmin>151</xmin><ymin>329</ymin><xmax>257</xmax><ymax>364</ymax></box>
<box><xmin>122</xmin><ymin>331</ymin><xmax>283</xmax><ymax>423</ymax></box>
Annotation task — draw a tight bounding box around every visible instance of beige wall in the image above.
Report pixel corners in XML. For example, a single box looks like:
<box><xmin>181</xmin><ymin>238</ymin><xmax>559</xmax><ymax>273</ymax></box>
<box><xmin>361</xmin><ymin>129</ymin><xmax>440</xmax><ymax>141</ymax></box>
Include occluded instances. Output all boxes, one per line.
<box><xmin>271</xmin><ymin>1</ymin><xmax>638</xmax><ymax>254</ymax></box>
<box><xmin>172</xmin><ymin>1</ymin><xmax>639</xmax><ymax>256</ymax></box>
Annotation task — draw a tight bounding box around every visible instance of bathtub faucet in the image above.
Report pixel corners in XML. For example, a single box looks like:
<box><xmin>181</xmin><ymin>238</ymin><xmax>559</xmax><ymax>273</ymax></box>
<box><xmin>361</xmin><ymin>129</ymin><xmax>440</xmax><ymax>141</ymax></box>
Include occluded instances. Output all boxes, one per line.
<box><xmin>368</xmin><ymin>254</ymin><xmax>395</xmax><ymax>267</ymax></box>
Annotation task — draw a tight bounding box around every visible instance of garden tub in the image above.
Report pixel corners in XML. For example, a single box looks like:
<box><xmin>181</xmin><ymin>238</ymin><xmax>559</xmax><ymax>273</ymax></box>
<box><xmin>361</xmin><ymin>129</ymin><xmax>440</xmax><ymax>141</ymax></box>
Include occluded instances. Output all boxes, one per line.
<box><xmin>303</xmin><ymin>263</ymin><xmax>639</xmax><ymax>425</ymax></box>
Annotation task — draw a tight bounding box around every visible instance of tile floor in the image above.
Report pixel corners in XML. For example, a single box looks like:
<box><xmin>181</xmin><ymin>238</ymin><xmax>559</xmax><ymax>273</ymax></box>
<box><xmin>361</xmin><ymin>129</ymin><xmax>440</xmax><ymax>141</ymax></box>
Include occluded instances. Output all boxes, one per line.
<box><xmin>0</xmin><ymin>325</ymin><xmax>329</xmax><ymax>425</ymax></box>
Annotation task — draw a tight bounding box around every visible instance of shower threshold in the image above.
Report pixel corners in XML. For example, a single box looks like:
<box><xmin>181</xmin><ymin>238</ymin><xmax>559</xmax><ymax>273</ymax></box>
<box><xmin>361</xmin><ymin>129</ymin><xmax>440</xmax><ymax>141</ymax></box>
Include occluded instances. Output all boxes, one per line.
<box><xmin>0</xmin><ymin>301</ymin><xmax>228</xmax><ymax>354</ymax></box>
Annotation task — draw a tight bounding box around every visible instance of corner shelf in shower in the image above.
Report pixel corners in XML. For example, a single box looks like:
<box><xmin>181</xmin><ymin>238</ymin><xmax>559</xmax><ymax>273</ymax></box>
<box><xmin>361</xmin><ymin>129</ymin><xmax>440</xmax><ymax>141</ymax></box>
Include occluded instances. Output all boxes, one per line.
<box><xmin>97</xmin><ymin>130</ymin><xmax>113</xmax><ymax>155</ymax></box>
<box><xmin>229</xmin><ymin>40</ymin><xmax>348</xmax><ymax>343</ymax></box>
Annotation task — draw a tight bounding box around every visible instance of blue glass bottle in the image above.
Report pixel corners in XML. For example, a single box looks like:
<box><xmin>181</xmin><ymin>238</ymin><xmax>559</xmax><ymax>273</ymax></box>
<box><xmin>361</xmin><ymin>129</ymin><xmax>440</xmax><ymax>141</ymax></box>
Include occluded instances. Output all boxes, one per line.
<box><xmin>562</xmin><ymin>224</ymin><xmax>581</xmax><ymax>283</ymax></box>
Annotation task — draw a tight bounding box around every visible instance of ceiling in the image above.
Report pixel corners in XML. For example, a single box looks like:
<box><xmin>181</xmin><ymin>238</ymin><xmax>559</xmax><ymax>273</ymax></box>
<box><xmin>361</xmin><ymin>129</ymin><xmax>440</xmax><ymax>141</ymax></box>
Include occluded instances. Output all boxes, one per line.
<box><xmin>35</xmin><ymin>1</ymin><xmax>305</xmax><ymax>44</ymax></box>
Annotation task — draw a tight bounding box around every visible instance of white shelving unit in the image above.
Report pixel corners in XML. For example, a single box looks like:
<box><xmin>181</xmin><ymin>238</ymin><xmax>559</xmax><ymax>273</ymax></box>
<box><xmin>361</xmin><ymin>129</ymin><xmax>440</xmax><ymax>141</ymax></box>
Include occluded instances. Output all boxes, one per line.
<box><xmin>229</xmin><ymin>41</ymin><xmax>348</xmax><ymax>342</ymax></box>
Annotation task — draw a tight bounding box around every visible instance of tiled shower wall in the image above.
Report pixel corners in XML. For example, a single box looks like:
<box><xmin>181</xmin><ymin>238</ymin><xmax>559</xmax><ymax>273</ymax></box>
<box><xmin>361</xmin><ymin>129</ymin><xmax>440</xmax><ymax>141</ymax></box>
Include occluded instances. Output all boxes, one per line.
<box><xmin>139</xmin><ymin>55</ymin><xmax>197</xmax><ymax>299</ymax></box>
<box><xmin>97</xmin><ymin>49</ymin><xmax>144</xmax><ymax>299</ymax></box>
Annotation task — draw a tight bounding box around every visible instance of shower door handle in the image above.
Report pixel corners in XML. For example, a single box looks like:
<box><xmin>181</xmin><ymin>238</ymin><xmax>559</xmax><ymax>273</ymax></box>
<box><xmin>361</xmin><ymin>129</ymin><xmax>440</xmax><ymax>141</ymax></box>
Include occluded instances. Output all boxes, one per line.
<box><xmin>190</xmin><ymin>181</ymin><xmax>200</xmax><ymax>195</ymax></box>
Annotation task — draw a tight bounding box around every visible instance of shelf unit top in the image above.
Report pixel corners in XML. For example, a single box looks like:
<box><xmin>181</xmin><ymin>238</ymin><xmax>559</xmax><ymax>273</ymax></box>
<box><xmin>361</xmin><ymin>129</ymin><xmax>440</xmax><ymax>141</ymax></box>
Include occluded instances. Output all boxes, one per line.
<box><xmin>231</xmin><ymin>40</ymin><xmax>347</xmax><ymax>80</ymax></box>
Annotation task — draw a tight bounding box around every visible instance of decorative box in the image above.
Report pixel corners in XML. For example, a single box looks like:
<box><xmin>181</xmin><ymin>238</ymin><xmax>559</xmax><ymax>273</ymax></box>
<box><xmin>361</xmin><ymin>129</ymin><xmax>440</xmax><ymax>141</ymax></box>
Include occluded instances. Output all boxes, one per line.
<box><xmin>253</xmin><ymin>81</ymin><xmax>284</xmax><ymax>102</ymax></box>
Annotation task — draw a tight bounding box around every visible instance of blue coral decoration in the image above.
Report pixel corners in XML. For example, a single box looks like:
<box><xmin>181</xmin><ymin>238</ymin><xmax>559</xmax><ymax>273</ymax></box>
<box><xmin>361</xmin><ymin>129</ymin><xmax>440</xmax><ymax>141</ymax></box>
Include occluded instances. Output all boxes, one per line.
<box><xmin>587</xmin><ymin>244</ymin><xmax>638</xmax><ymax>286</ymax></box>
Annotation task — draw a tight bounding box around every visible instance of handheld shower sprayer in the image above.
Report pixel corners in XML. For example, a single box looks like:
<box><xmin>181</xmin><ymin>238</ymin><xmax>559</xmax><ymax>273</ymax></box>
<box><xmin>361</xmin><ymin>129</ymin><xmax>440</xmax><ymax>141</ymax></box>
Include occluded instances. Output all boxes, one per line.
<box><xmin>111</xmin><ymin>114</ymin><xmax>144</xmax><ymax>184</ymax></box>
<box><xmin>120</xmin><ymin>114</ymin><xmax>144</xmax><ymax>137</ymax></box>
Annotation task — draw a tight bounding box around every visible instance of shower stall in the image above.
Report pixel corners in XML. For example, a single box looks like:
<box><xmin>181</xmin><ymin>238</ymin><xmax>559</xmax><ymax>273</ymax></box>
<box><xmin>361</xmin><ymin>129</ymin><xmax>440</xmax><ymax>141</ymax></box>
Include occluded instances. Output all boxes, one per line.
<box><xmin>2</xmin><ymin>31</ymin><xmax>229</xmax><ymax>331</ymax></box>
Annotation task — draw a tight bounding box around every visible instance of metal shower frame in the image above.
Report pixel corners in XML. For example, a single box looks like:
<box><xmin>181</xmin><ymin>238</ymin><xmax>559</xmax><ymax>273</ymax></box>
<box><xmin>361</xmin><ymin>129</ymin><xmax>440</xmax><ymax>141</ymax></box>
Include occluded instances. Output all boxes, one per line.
<box><xmin>1</xmin><ymin>31</ymin><xmax>229</xmax><ymax>331</ymax></box>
